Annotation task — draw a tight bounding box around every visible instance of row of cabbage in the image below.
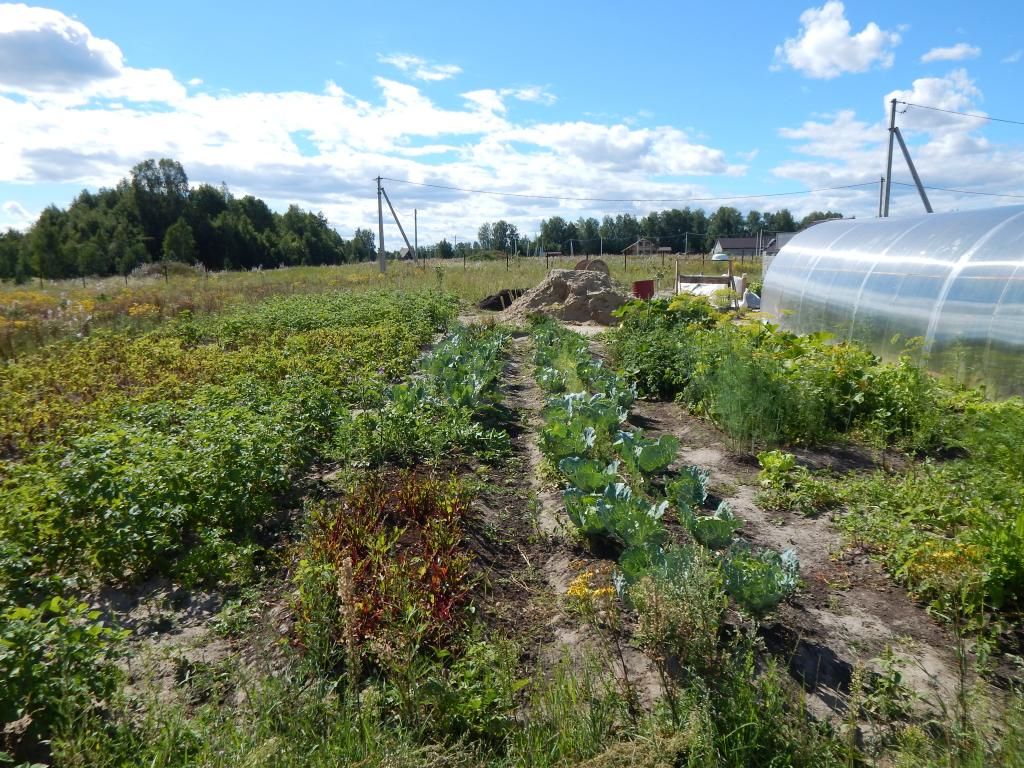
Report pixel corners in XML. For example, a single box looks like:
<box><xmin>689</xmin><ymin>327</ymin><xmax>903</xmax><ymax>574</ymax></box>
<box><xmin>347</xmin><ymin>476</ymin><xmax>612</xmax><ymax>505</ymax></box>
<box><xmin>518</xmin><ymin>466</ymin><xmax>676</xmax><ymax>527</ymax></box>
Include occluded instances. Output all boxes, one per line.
<box><xmin>530</xmin><ymin>318</ymin><xmax>798</xmax><ymax>613</ymax></box>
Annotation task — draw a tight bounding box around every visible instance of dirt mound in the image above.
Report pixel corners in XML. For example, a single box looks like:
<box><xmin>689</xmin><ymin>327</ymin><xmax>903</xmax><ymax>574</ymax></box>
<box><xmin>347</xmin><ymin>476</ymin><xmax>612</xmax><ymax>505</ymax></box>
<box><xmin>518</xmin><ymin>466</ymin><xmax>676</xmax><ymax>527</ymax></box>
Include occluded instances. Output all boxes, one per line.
<box><xmin>504</xmin><ymin>269</ymin><xmax>627</xmax><ymax>325</ymax></box>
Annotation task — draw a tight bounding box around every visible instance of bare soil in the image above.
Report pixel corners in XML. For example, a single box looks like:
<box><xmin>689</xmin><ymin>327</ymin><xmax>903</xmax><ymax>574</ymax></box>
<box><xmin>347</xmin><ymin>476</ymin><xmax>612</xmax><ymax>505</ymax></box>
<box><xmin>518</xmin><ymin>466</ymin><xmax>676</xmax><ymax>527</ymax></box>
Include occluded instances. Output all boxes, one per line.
<box><xmin>617</xmin><ymin>395</ymin><xmax>975</xmax><ymax>717</ymax></box>
<box><xmin>498</xmin><ymin>335</ymin><xmax>663</xmax><ymax>706</ymax></box>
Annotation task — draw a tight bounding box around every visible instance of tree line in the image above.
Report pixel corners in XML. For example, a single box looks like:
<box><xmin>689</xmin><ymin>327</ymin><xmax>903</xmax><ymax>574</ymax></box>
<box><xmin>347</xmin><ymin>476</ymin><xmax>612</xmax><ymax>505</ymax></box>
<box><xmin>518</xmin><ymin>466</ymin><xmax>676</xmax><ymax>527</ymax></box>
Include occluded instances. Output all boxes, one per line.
<box><xmin>0</xmin><ymin>158</ymin><xmax>379</xmax><ymax>283</ymax></box>
<box><xmin>526</xmin><ymin>207</ymin><xmax>842</xmax><ymax>256</ymax></box>
<box><xmin>0</xmin><ymin>156</ymin><xmax>845</xmax><ymax>282</ymax></box>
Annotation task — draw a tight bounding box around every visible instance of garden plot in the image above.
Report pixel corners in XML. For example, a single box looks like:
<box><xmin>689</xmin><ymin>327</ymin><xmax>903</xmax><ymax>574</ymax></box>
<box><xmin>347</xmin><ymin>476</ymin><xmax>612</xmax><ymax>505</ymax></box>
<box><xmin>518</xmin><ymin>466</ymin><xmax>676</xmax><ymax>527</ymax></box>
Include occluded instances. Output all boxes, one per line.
<box><xmin>613</xmin><ymin>394</ymin><xmax>966</xmax><ymax>715</ymax></box>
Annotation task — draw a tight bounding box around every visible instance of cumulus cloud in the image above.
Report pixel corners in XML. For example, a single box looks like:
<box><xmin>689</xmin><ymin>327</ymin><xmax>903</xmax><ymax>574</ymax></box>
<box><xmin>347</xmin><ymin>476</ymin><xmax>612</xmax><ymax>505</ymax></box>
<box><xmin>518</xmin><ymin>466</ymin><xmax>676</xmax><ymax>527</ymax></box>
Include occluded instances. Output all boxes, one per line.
<box><xmin>0</xmin><ymin>3</ymin><xmax>184</xmax><ymax>104</ymax></box>
<box><xmin>885</xmin><ymin>68</ymin><xmax>983</xmax><ymax>132</ymax></box>
<box><xmin>773</xmin><ymin>70</ymin><xmax>1024</xmax><ymax>216</ymax></box>
<box><xmin>774</xmin><ymin>1</ymin><xmax>901</xmax><ymax>79</ymax></box>
<box><xmin>0</xmin><ymin>8</ymin><xmax>741</xmax><ymax>242</ymax></box>
<box><xmin>921</xmin><ymin>43</ymin><xmax>980</xmax><ymax>63</ymax></box>
<box><xmin>1</xmin><ymin>200</ymin><xmax>34</xmax><ymax>228</ymax></box>
<box><xmin>377</xmin><ymin>53</ymin><xmax>461</xmax><ymax>82</ymax></box>
<box><xmin>502</xmin><ymin>86</ymin><xmax>556</xmax><ymax>105</ymax></box>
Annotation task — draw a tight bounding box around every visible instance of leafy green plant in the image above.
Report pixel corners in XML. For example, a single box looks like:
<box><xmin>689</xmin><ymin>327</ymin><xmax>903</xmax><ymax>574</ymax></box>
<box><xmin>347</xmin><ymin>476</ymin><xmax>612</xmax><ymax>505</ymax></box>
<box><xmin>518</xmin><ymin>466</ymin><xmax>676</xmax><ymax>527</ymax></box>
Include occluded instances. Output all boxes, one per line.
<box><xmin>612</xmin><ymin>430</ymin><xmax>680</xmax><ymax>478</ymax></box>
<box><xmin>558</xmin><ymin>457</ymin><xmax>620</xmax><ymax>493</ymax></box>
<box><xmin>564</xmin><ymin>483</ymin><xmax>668</xmax><ymax>549</ymax></box>
<box><xmin>540</xmin><ymin>422</ymin><xmax>597</xmax><ymax>464</ymax></box>
<box><xmin>1</xmin><ymin>597</ymin><xmax>128</xmax><ymax>757</ymax></box>
<box><xmin>756</xmin><ymin>450</ymin><xmax>840</xmax><ymax>516</ymax></box>
<box><xmin>685</xmin><ymin>502</ymin><xmax>743</xmax><ymax>550</ymax></box>
<box><xmin>723</xmin><ymin>544</ymin><xmax>800</xmax><ymax>614</ymax></box>
<box><xmin>668</xmin><ymin>465</ymin><xmax>710</xmax><ymax>508</ymax></box>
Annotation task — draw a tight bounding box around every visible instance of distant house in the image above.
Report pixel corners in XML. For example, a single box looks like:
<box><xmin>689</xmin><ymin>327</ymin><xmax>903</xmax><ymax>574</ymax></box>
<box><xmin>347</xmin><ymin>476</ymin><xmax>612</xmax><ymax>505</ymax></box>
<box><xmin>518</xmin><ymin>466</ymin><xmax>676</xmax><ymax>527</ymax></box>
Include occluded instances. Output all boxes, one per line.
<box><xmin>623</xmin><ymin>237</ymin><xmax>656</xmax><ymax>256</ymax></box>
<box><xmin>711</xmin><ymin>233</ymin><xmax>793</xmax><ymax>259</ymax></box>
<box><xmin>399</xmin><ymin>246</ymin><xmax>416</xmax><ymax>260</ymax></box>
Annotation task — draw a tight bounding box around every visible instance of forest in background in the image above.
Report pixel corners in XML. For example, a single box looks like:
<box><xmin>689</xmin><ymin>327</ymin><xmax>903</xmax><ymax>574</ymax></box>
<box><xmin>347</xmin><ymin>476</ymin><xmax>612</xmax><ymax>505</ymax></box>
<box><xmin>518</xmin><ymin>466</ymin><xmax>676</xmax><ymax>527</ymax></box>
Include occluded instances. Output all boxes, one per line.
<box><xmin>0</xmin><ymin>157</ymin><xmax>842</xmax><ymax>282</ymax></box>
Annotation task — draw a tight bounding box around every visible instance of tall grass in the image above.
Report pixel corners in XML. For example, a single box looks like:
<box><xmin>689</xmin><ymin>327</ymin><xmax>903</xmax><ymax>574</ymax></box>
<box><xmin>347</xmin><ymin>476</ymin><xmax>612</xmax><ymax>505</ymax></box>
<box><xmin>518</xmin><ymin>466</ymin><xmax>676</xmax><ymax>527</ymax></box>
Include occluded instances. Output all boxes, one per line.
<box><xmin>0</xmin><ymin>255</ymin><xmax>762</xmax><ymax>357</ymax></box>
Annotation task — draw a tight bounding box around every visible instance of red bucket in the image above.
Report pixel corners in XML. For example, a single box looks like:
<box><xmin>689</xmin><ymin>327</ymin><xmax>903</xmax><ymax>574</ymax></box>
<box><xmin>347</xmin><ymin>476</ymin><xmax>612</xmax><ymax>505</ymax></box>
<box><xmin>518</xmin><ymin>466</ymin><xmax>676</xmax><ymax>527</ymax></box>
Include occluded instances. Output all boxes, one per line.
<box><xmin>632</xmin><ymin>279</ymin><xmax>655</xmax><ymax>299</ymax></box>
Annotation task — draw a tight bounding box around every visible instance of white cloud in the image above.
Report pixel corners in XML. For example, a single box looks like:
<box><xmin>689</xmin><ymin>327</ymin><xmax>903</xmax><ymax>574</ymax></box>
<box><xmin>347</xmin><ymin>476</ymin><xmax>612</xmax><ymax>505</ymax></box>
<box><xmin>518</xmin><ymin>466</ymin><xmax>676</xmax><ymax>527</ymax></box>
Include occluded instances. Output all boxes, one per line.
<box><xmin>773</xmin><ymin>1</ymin><xmax>901</xmax><ymax>79</ymax></box>
<box><xmin>921</xmin><ymin>43</ymin><xmax>980</xmax><ymax>63</ymax></box>
<box><xmin>188</xmin><ymin>77</ymin><xmax>203</xmax><ymax>86</ymax></box>
<box><xmin>501</xmin><ymin>86</ymin><xmax>556</xmax><ymax>106</ymax></box>
<box><xmin>0</xmin><ymin>10</ymin><xmax>742</xmax><ymax>242</ymax></box>
<box><xmin>773</xmin><ymin>70</ymin><xmax>1024</xmax><ymax>217</ymax></box>
<box><xmin>461</xmin><ymin>88</ymin><xmax>507</xmax><ymax>114</ymax></box>
<box><xmin>1</xmin><ymin>200</ymin><xmax>34</xmax><ymax>229</ymax></box>
<box><xmin>1003</xmin><ymin>49</ymin><xmax>1023</xmax><ymax>64</ymax></box>
<box><xmin>0</xmin><ymin>3</ymin><xmax>184</xmax><ymax>104</ymax></box>
<box><xmin>885</xmin><ymin>68</ymin><xmax>983</xmax><ymax>132</ymax></box>
<box><xmin>377</xmin><ymin>53</ymin><xmax>461</xmax><ymax>82</ymax></box>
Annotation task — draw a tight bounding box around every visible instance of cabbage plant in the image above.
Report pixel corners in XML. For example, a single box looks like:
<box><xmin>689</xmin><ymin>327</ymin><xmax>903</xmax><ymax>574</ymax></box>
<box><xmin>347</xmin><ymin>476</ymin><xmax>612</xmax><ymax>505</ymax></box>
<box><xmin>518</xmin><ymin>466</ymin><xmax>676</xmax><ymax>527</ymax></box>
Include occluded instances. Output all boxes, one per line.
<box><xmin>613</xmin><ymin>431</ymin><xmax>680</xmax><ymax>477</ymax></box>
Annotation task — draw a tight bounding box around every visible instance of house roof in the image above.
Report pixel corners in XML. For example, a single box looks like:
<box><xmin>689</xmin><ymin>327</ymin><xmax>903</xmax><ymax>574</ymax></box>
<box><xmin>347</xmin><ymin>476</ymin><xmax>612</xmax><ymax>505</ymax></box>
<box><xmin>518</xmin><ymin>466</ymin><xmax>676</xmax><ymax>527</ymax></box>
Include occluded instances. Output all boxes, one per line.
<box><xmin>714</xmin><ymin>235</ymin><xmax>785</xmax><ymax>252</ymax></box>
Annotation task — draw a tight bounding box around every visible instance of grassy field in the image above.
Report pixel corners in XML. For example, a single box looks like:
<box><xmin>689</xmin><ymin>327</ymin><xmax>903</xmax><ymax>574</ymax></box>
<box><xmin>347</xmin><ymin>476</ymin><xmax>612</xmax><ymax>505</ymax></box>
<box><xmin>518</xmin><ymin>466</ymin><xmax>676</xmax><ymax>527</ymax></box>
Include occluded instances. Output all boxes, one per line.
<box><xmin>0</xmin><ymin>255</ymin><xmax>759</xmax><ymax>357</ymax></box>
<box><xmin>3</xmin><ymin>259</ymin><xmax>1020</xmax><ymax>768</ymax></box>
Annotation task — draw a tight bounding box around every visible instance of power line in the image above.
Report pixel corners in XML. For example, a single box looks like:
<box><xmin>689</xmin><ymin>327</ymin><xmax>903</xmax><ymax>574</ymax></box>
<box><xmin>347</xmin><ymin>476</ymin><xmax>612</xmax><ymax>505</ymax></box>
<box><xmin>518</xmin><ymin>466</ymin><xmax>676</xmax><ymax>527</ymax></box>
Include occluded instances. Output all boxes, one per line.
<box><xmin>897</xmin><ymin>101</ymin><xmax>1024</xmax><ymax>127</ymax></box>
<box><xmin>892</xmin><ymin>181</ymin><xmax>1024</xmax><ymax>200</ymax></box>
<box><xmin>378</xmin><ymin>176</ymin><xmax>878</xmax><ymax>204</ymax></box>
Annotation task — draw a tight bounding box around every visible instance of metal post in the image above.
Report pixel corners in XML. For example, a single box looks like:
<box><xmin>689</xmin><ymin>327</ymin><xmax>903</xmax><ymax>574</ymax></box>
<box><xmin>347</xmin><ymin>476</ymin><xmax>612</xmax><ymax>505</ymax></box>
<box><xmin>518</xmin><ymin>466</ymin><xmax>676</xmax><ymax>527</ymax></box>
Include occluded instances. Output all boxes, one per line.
<box><xmin>414</xmin><ymin>208</ymin><xmax>418</xmax><ymax>267</ymax></box>
<box><xmin>878</xmin><ymin>177</ymin><xmax>885</xmax><ymax>217</ymax></box>
<box><xmin>376</xmin><ymin>176</ymin><xmax>386</xmax><ymax>273</ymax></box>
<box><xmin>883</xmin><ymin>99</ymin><xmax>897</xmax><ymax>217</ymax></box>
<box><xmin>894</xmin><ymin>127</ymin><xmax>933</xmax><ymax>213</ymax></box>
<box><xmin>684</xmin><ymin>232</ymin><xmax>688</xmax><ymax>255</ymax></box>
<box><xmin>599</xmin><ymin>235</ymin><xmax>603</xmax><ymax>258</ymax></box>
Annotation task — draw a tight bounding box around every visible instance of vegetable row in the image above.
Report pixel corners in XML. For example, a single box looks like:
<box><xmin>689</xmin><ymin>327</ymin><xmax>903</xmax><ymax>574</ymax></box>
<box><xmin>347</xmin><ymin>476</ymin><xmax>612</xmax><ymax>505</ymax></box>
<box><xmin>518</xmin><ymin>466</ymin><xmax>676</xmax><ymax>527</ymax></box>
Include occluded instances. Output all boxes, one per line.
<box><xmin>530</xmin><ymin>318</ymin><xmax>798</xmax><ymax>614</ymax></box>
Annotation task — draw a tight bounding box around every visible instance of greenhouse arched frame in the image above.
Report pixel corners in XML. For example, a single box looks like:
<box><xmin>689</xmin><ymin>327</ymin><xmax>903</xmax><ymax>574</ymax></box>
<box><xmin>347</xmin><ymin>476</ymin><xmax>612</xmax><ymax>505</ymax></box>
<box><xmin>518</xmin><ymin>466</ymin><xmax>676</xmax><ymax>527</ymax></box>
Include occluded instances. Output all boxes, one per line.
<box><xmin>761</xmin><ymin>205</ymin><xmax>1024</xmax><ymax>398</ymax></box>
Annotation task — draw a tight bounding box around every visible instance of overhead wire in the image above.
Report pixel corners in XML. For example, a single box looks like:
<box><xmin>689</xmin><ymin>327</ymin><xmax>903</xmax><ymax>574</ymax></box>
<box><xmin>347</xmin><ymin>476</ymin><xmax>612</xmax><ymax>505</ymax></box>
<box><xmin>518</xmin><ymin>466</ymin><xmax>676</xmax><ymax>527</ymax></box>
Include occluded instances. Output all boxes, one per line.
<box><xmin>377</xmin><ymin>176</ymin><xmax>879</xmax><ymax>204</ymax></box>
<box><xmin>896</xmin><ymin>101</ymin><xmax>1024</xmax><ymax>127</ymax></box>
<box><xmin>891</xmin><ymin>182</ymin><xmax>1024</xmax><ymax>200</ymax></box>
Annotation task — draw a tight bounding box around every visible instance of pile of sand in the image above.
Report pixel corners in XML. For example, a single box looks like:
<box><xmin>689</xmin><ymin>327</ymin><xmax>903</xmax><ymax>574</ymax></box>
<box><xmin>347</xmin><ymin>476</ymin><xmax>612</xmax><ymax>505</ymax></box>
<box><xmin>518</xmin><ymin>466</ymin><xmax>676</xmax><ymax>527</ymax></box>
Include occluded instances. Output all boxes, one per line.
<box><xmin>503</xmin><ymin>269</ymin><xmax>627</xmax><ymax>325</ymax></box>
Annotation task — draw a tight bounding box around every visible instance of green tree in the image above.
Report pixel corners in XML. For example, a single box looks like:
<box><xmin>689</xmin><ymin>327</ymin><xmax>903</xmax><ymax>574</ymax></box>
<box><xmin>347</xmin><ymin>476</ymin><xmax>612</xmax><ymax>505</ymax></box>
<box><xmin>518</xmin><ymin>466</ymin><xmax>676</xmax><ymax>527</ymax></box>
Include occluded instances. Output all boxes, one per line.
<box><xmin>186</xmin><ymin>183</ymin><xmax>229</xmax><ymax>269</ymax></box>
<box><xmin>576</xmin><ymin>217</ymin><xmax>600</xmax><ymax>255</ymax></box>
<box><xmin>130</xmin><ymin>158</ymin><xmax>189</xmax><ymax>260</ymax></box>
<box><xmin>351</xmin><ymin>228</ymin><xmax>376</xmax><ymax>262</ymax></box>
<box><xmin>764</xmin><ymin>209</ymin><xmax>797</xmax><ymax>232</ymax></box>
<box><xmin>490</xmin><ymin>220</ymin><xmax>519</xmax><ymax>252</ymax></box>
<box><xmin>0</xmin><ymin>229</ymin><xmax>25</xmax><ymax>282</ymax></box>
<box><xmin>707</xmin><ymin>206</ymin><xmax>744</xmax><ymax>245</ymax></box>
<box><xmin>435</xmin><ymin>238</ymin><xmax>455</xmax><ymax>259</ymax></box>
<box><xmin>162</xmin><ymin>218</ymin><xmax>196</xmax><ymax>265</ymax></box>
<box><xmin>25</xmin><ymin>205</ymin><xmax>69</xmax><ymax>284</ymax></box>
<box><xmin>539</xmin><ymin>216</ymin><xmax>578</xmax><ymax>252</ymax></box>
<box><xmin>799</xmin><ymin>210</ymin><xmax>844</xmax><ymax>229</ymax></box>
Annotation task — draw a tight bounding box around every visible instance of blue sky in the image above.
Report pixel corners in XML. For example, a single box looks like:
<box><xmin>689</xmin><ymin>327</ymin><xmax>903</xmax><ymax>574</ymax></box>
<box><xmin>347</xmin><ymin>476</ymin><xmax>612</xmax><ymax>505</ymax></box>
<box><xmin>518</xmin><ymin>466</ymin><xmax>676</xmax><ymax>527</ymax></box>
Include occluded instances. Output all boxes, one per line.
<box><xmin>2</xmin><ymin>0</ymin><xmax>1024</xmax><ymax>241</ymax></box>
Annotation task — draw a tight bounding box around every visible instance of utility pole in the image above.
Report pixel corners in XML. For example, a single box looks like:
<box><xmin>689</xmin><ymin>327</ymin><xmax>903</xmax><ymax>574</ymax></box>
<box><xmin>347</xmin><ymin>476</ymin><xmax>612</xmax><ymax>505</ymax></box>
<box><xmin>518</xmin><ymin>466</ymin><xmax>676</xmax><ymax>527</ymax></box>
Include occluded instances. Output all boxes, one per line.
<box><xmin>883</xmin><ymin>99</ymin><xmax>897</xmax><ymax>217</ymax></box>
<box><xmin>878</xmin><ymin>177</ymin><xmax>885</xmax><ymax>217</ymax></box>
<box><xmin>414</xmin><ymin>208</ymin><xmax>418</xmax><ymax>267</ymax></box>
<box><xmin>376</xmin><ymin>176</ymin><xmax>386</xmax><ymax>273</ymax></box>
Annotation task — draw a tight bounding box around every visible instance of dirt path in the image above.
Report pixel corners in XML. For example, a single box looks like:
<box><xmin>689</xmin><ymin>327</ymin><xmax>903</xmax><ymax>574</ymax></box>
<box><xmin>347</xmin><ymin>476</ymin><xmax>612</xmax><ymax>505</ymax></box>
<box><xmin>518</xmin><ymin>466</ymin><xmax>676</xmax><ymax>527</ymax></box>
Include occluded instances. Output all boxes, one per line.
<box><xmin>619</xmin><ymin>395</ymin><xmax>972</xmax><ymax>717</ymax></box>
<box><xmin>499</xmin><ymin>334</ymin><xmax>663</xmax><ymax>706</ymax></box>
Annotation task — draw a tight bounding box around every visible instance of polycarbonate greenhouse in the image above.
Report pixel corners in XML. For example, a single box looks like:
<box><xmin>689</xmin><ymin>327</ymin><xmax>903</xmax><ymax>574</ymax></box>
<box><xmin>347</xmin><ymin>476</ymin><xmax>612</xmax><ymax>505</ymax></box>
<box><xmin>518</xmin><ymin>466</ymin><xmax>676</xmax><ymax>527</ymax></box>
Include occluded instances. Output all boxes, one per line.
<box><xmin>762</xmin><ymin>205</ymin><xmax>1024</xmax><ymax>397</ymax></box>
